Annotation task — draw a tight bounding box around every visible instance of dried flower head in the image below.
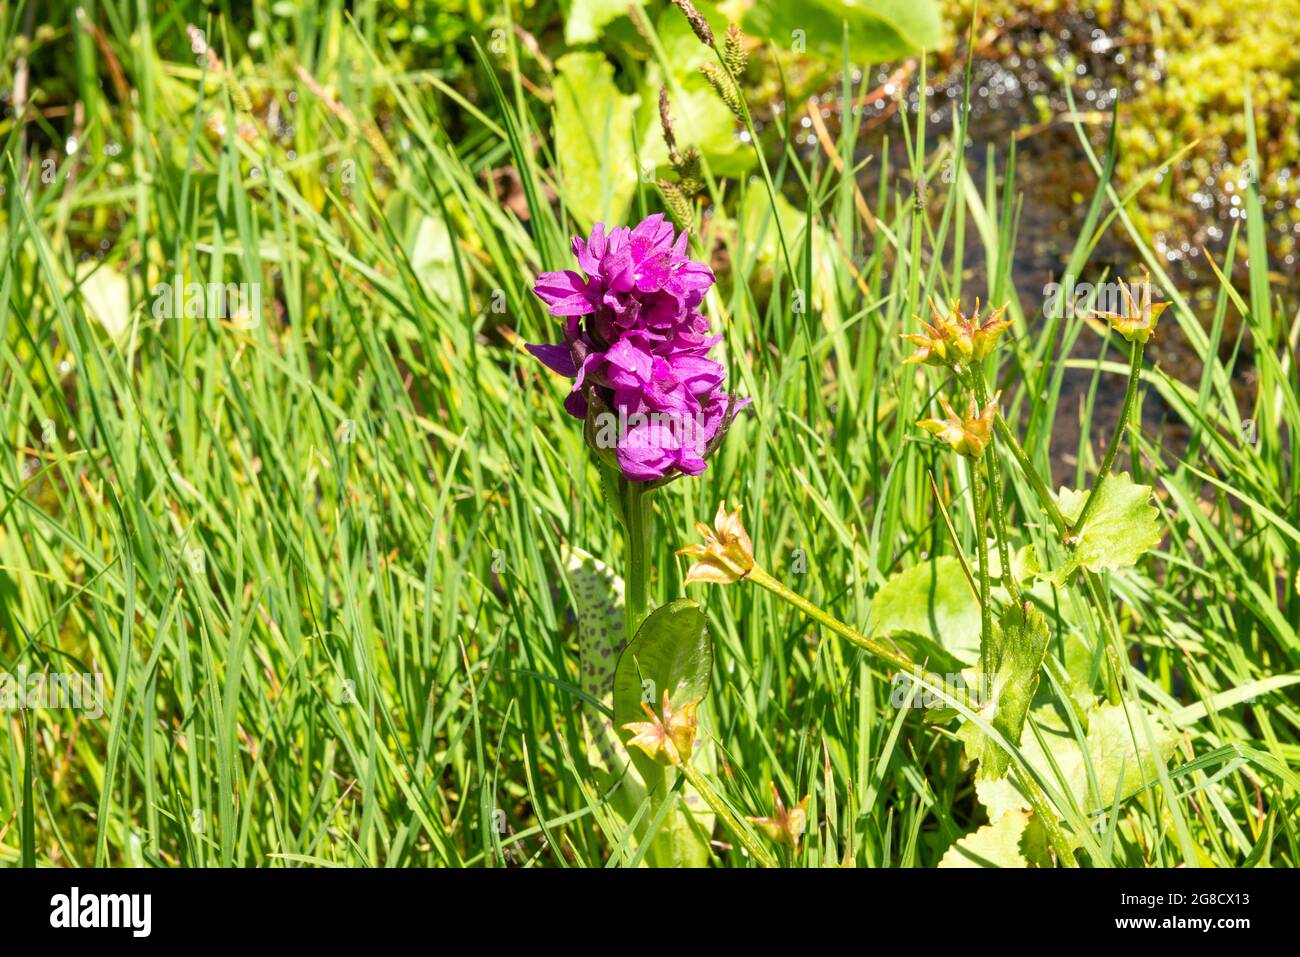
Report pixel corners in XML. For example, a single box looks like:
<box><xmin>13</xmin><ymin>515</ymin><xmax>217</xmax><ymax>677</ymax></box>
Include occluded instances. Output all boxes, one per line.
<box><xmin>671</xmin><ymin>0</ymin><xmax>715</xmax><ymax>47</ymax></box>
<box><xmin>622</xmin><ymin>690</ymin><xmax>700</xmax><ymax>766</ymax></box>
<box><xmin>902</xmin><ymin>299</ymin><xmax>1011</xmax><ymax>369</ymax></box>
<box><xmin>677</xmin><ymin>501</ymin><xmax>755</xmax><ymax>585</ymax></box>
<box><xmin>1091</xmin><ymin>272</ymin><xmax>1168</xmax><ymax>344</ymax></box>
<box><xmin>658</xmin><ymin>85</ymin><xmax>681</xmax><ymax>166</ymax></box>
<box><xmin>747</xmin><ymin>782</ymin><xmax>810</xmax><ymax>848</ymax></box>
<box><xmin>917</xmin><ymin>392</ymin><xmax>1000</xmax><ymax>459</ymax></box>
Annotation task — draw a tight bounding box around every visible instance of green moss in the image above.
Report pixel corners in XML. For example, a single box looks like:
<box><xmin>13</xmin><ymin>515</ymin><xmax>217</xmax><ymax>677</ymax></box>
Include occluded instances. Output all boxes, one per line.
<box><xmin>941</xmin><ymin>0</ymin><xmax>1300</xmax><ymax>263</ymax></box>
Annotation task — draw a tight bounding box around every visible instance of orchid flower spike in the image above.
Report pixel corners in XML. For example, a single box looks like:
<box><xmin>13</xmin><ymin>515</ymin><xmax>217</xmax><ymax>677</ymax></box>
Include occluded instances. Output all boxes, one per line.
<box><xmin>527</xmin><ymin>214</ymin><xmax>749</xmax><ymax>484</ymax></box>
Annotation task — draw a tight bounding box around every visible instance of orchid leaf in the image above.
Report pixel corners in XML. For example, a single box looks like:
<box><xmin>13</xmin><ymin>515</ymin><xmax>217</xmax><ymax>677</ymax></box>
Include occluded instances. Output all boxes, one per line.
<box><xmin>566</xmin><ymin>552</ymin><xmax>713</xmax><ymax>867</ymax></box>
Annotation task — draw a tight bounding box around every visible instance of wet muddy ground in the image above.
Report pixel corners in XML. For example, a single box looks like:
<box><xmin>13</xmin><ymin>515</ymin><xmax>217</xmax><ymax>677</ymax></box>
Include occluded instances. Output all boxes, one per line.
<box><xmin>816</xmin><ymin>10</ymin><xmax>1293</xmax><ymax>482</ymax></box>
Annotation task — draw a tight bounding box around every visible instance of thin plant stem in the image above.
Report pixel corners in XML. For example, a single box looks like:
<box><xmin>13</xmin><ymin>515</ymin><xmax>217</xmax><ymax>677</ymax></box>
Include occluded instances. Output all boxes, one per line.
<box><xmin>971</xmin><ymin>367</ymin><xmax>1021</xmax><ymax>604</ymax></box>
<box><xmin>747</xmin><ymin>566</ymin><xmax>917</xmax><ymax>674</ymax></box>
<box><xmin>969</xmin><ymin>458</ymin><xmax>992</xmax><ymax>677</ymax></box>
<box><xmin>1012</xmin><ymin>767</ymin><xmax>1079</xmax><ymax>867</ymax></box>
<box><xmin>1071</xmin><ymin>337</ymin><xmax>1144</xmax><ymax>535</ymax></box>
<box><xmin>678</xmin><ymin>760</ymin><xmax>778</xmax><ymax>868</ymax></box>
<box><xmin>622</xmin><ymin>482</ymin><xmax>654</xmax><ymax>642</ymax></box>
<box><xmin>993</xmin><ymin>412</ymin><xmax>1068</xmax><ymax>535</ymax></box>
<box><xmin>1082</xmin><ymin>570</ymin><xmax>1126</xmax><ymax>704</ymax></box>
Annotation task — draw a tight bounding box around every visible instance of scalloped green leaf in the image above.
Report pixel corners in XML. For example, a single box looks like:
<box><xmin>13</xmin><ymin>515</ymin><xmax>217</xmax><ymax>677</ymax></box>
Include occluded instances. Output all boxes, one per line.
<box><xmin>939</xmin><ymin>808</ymin><xmax>1032</xmax><ymax>868</ymax></box>
<box><xmin>1051</xmin><ymin>472</ymin><xmax>1163</xmax><ymax>584</ymax></box>
<box><xmin>869</xmin><ymin>556</ymin><xmax>981</xmax><ymax>667</ymax></box>
<box><xmin>957</xmin><ymin>602</ymin><xmax>1052</xmax><ymax>781</ymax></box>
<box><xmin>978</xmin><ymin>702</ymin><xmax>1177</xmax><ymax>817</ymax></box>
<box><xmin>563</xmin><ymin>0</ymin><xmax>628</xmax><ymax>44</ymax></box>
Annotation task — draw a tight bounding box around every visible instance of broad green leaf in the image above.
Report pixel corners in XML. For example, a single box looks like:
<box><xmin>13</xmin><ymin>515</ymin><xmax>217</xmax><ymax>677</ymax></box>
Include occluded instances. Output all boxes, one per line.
<box><xmin>554</xmin><ymin>52</ymin><xmax>640</xmax><ymax>229</ymax></box>
<box><xmin>635</xmin><ymin>6</ymin><xmax>755</xmax><ymax>179</ymax></box>
<box><xmin>563</xmin><ymin>0</ymin><xmax>628</xmax><ymax>44</ymax></box>
<box><xmin>638</xmin><ymin>66</ymin><xmax>755</xmax><ymax>179</ymax></box>
<box><xmin>1051</xmin><ymin>472</ymin><xmax>1163</xmax><ymax>583</ymax></box>
<box><xmin>869</xmin><ymin>556</ymin><xmax>981</xmax><ymax>667</ymax></box>
<box><xmin>614</xmin><ymin>600</ymin><xmax>713</xmax><ymax>780</ymax></box>
<box><xmin>938</xmin><ymin>808</ymin><xmax>1031</xmax><ymax>868</ymax></box>
<box><xmin>614</xmin><ymin>600</ymin><xmax>713</xmax><ymax>741</ymax></box>
<box><xmin>975</xmin><ymin>776</ymin><xmax>1028</xmax><ymax>822</ymax></box>
<box><xmin>958</xmin><ymin>603</ymin><xmax>1051</xmax><ymax>780</ymax></box>
<box><xmin>741</xmin><ymin>0</ymin><xmax>942</xmax><ymax>64</ymax></box>
<box><xmin>79</xmin><ymin>262</ymin><xmax>131</xmax><ymax>340</ymax></box>
<box><xmin>612</xmin><ymin>598</ymin><xmax>715</xmax><ymax>865</ymax></box>
<box><xmin>409</xmin><ymin>214</ymin><xmax>456</xmax><ymax>304</ymax></box>
<box><xmin>1019</xmin><ymin>703</ymin><xmax>1177</xmax><ymax>815</ymax></box>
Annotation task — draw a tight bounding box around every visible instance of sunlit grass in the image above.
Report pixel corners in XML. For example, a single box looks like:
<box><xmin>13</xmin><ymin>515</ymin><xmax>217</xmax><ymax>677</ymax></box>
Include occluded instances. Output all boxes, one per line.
<box><xmin>0</xmin><ymin>1</ymin><xmax>1296</xmax><ymax>867</ymax></box>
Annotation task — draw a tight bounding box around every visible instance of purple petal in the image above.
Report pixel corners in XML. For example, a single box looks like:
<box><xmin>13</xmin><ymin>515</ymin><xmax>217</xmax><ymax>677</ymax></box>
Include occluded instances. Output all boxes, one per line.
<box><xmin>563</xmin><ymin>389</ymin><xmax>588</xmax><ymax>420</ymax></box>
<box><xmin>525</xmin><ymin>342</ymin><xmax>576</xmax><ymax>377</ymax></box>
<box><xmin>533</xmin><ymin>270</ymin><xmax>594</xmax><ymax>316</ymax></box>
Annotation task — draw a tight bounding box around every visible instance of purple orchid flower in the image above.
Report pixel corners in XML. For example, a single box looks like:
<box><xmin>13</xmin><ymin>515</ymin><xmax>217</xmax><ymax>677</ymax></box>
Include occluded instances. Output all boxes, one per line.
<box><xmin>527</xmin><ymin>214</ymin><xmax>747</xmax><ymax>483</ymax></box>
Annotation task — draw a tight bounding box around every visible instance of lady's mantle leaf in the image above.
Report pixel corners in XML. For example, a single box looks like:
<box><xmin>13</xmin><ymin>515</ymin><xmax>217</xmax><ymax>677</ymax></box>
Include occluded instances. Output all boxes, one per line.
<box><xmin>1005</xmin><ymin>703</ymin><xmax>1177</xmax><ymax>815</ymax></box>
<box><xmin>563</xmin><ymin>0</ymin><xmax>628</xmax><ymax>44</ymax></box>
<box><xmin>870</xmin><ymin>556</ymin><xmax>981</xmax><ymax>667</ymax></box>
<box><xmin>957</xmin><ymin>602</ymin><xmax>1051</xmax><ymax>780</ymax></box>
<box><xmin>743</xmin><ymin>0</ymin><xmax>941</xmax><ymax>64</ymax></box>
<box><xmin>938</xmin><ymin>808</ymin><xmax>1032</xmax><ymax>868</ymax></box>
<box><xmin>1051</xmin><ymin>472</ymin><xmax>1163</xmax><ymax>584</ymax></box>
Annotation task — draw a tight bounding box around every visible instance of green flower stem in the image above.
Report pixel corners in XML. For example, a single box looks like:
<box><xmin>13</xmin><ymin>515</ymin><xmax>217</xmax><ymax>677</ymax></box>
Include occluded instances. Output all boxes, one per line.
<box><xmin>983</xmin><ymin>380</ymin><xmax>1130</xmax><ymax>704</ymax></box>
<box><xmin>1012</xmin><ymin>766</ymin><xmax>1079</xmax><ymax>868</ymax></box>
<box><xmin>677</xmin><ymin>760</ymin><xmax>778</xmax><ymax>868</ymax></box>
<box><xmin>1082</xmin><ymin>570</ymin><xmax>1126</xmax><ymax>704</ymax></box>
<box><xmin>712</xmin><ymin>49</ymin><xmax>795</xmax><ymax>280</ymax></box>
<box><xmin>971</xmin><ymin>368</ymin><xmax>1021</xmax><ymax>604</ymax></box>
<box><xmin>621</xmin><ymin>481</ymin><xmax>655</xmax><ymax>643</ymax></box>
<box><xmin>970</xmin><ymin>460</ymin><xmax>993</xmax><ymax>678</ymax></box>
<box><xmin>747</xmin><ymin>566</ymin><xmax>917</xmax><ymax>675</ymax></box>
<box><xmin>1071</xmin><ymin>337</ymin><xmax>1145</xmax><ymax>536</ymax></box>
<box><xmin>992</xmin><ymin>412</ymin><xmax>1068</xmax><ymax>536</ymax></box>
